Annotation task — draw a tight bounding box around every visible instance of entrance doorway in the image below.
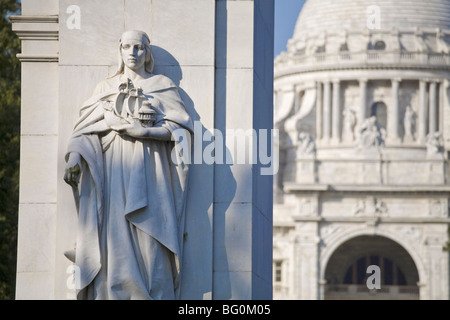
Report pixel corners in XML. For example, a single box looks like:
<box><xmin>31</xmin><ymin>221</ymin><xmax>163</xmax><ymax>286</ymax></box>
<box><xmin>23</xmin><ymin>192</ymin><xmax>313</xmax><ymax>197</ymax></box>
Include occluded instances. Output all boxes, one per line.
<box><xmin>324</xmin><ymin>235</ymin><xmax>420</xmax><ymax>300</ymax></box>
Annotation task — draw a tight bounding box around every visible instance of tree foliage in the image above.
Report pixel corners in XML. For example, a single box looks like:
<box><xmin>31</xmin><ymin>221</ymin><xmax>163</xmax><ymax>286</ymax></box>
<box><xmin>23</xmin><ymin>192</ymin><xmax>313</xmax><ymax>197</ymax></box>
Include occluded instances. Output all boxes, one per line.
<box><xmin>0</xmin><ymin>0</ymin><xmax>21</xmax><ymax>300</ymax></box>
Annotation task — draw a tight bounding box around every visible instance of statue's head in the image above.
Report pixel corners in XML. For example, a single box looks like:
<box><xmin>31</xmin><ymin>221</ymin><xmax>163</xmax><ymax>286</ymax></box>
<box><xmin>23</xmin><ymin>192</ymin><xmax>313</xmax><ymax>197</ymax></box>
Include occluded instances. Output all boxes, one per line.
<box><xmin>113</xmin><ymin>30</ymin><xmax>154</xmax><ymax>76</ymax></box>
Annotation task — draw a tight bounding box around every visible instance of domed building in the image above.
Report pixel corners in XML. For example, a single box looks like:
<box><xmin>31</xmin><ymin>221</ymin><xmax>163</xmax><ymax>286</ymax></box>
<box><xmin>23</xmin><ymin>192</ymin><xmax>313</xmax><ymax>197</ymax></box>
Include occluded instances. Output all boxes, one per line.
<box><xmin>273</xmin><ymin>0</ymin><xmax>450</xmax><ymax>300</ymax></box>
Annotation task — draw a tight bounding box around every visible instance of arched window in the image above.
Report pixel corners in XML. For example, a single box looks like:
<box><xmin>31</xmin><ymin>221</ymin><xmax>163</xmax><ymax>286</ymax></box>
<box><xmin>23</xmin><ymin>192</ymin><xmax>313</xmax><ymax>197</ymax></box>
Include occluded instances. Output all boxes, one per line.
<box><xmin>368</xmin><ymin>40</ymin><xmax>386</xmax><ymax>51</ymax></box>
<box><xmin>370</xmin><ymin>101</ymin><xmax>387</xmax><ymax>130</ymax></box>
<box><xmin>374</xmin><ymin>41</ymin><xmax>386</xmax><ymax>50</ymax></box>
<box><xmin>274</xmin><ymin>260</ymin><xmax>283</xmax><ymax>283</ymax></box>
<box><xmin>343</xmin><ymin>255</ymin><xmax>407</xmax><ymax>286</ymax></box>
<box><xmin>324</xmin><ymin>235</ymin><xmax>420</xmax><ymax>300</ymax></box>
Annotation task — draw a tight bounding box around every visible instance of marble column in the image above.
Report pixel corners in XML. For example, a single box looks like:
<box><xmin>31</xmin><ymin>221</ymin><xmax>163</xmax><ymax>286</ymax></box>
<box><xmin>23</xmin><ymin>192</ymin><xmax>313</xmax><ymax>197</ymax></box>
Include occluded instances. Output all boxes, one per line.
<box><xmin>295</xmin><ymin>233</ymin><xmax>320</xmax><ymax>300</ymax></box>
<box><xmin>389</xmin><ymin>78</ymin><xmax>401</xmax><ymax>143</ymax></box>
<box><xmin>323</xmin><ymin>81</ymin><xmax>331</xmax><ymax>142</ymax></box>
<box><xmin>359</xmin><ymin>79</ymin><xmax>368</xmax><ymax>125</ymax></box>
<box><xmin>418</xmin><ymin>80</ymin><xmax>428</xmax><ymax>143</ymax></box>
<box><xmin>9</xmin><ymin>2</ymin><xmax>59</xmax><ymax>300</ymax></box>
<box><xmin>316</xmin><ymin>82</ymin><xmax>323</xmax><ymax>141</ymax></box>
<box><xmin>429</xmin><ymin>81</ymin><xmax>438</xmax><ymax>134</ymax></box>
<box><xmin>332</xmin><ymin>80</ymin><xmax>341</xmax><ymax>143</ymax></box>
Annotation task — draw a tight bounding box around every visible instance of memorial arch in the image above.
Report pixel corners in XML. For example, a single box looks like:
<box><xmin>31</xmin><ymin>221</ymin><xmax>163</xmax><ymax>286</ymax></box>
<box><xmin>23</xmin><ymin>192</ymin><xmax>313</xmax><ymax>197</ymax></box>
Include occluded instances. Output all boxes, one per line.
<box><xmin>323</xmin><ymin>235</ymin><xmax>420</xmax><ymax>300</ymax></box>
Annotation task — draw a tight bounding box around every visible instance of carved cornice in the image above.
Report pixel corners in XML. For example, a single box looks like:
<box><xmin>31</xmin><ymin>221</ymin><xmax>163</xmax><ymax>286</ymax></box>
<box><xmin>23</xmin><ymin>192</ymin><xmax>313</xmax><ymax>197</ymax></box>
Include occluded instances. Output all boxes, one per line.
<box><xmin>15</xmin><ymin>54</ymin><xmax>59</xmax><ymax>63</ymax></box>
<box><xmin>274</xmin><ymin>51</ymin><xmax>450</xmax><ymax>78</ymax></box>
<box><xmin>9</xmin><ymin>15</ymin><xmax>59</xmax><ymax>62</ymax></box>
<box><xmin>292</xmin><ymin>215</ymin><xmax>450</xmax><ymax>224</ymax></box>
<box><xmin>275</xmin><ymin>63</ymin><xmax>450</xmax><ymax>79</ymax></box>
<box><xmin>284</xmin><ymin>183</ymin><xmax>450</xmax><ymax>193</ymax></box>
<box><xmin>9</xmin><ymin>15</ymin><xmax>59</xmax><ymax>40</ymax></box>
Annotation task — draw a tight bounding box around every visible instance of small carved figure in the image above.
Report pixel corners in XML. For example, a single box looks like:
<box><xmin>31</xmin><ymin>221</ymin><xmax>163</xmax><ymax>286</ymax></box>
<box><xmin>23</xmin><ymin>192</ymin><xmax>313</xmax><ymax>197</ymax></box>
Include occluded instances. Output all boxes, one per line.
<box><xmin>426</xmin><ymin>132</ymin><xmax>443</xmax><ymax>157</ymax></box>
<box><xmin>342</xmin><ymin>107</ymin><xmax>356</xmax><ymax>142</ymax></box>
<box><xmin>403</xmin><ymin>105</ymin><xmax>416</xmax><ymax>142</ymax></box>
<box><xmin>297</xmin><ymin>132</ymin><xmax>316</xmax><ymax>157</ymax></box>
<box><xmin>414</xmin><ymin>27</ymin><xmax>429</xmax><ymax>52</ymax></box>
<box><xmin>358</xmin><ymin>116</ymin><xmax>385</xmax><ymax>149</ymax></box>
<box><xmin>436</xmin><ymin>28</ymin><xmax>450</xmax><ymax>54</ymax></box>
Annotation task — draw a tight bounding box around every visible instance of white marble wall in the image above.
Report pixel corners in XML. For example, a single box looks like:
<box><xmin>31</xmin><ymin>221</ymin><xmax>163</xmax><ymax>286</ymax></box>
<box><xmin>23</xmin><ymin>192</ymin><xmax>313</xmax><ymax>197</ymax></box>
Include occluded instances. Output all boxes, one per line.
<box><xmin>273</xmin><ymin>191</ymin><xmax>450</xmax><ymax>300</ymax></box>
<box><xmin>213</xmin><ymin>0</ymin><xmax>274</xmax><ymax>299</ymax></box>
<box><xmin>13</xmin><ymin>0</ymin><xmax>274</xmax><ymax>300</ymax></box>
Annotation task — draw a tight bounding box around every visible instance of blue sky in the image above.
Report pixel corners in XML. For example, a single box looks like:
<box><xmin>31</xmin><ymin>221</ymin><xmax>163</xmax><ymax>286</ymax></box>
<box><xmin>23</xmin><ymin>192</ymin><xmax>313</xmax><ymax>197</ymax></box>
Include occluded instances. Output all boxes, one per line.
<box><xmin>274</xmin><ymin>0</ymin><xmax>305</xmax><ymax>57</ymax></box>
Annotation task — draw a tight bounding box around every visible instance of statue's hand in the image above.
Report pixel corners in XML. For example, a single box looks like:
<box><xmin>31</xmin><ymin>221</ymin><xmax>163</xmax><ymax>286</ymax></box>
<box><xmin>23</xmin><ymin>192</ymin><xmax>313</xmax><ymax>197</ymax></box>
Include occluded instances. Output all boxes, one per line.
<box><xmin>118</xmin><ymin>122</ymin><xmax>172</xmax><ymax>141</ymax></box>
<box><xmin>64</xmin><ymin>152</ymin><xmax>82</xmax><ymax>188</ymax></box>
<box><xmin>118</xmin><ymin>121</ymin><xmax>148</xmax><ymax>139</ymax></box>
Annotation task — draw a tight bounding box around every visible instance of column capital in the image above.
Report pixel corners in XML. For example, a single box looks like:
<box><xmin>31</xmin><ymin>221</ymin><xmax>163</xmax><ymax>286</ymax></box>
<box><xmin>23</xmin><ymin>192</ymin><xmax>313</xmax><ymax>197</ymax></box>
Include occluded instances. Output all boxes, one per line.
<box><xmin>280</xmin><ymin>85</ymin><xmax>296</xmax><ymax>93</ymax></box>
<box><xmin>444</xmin><ymin>79</ymin><xmax>450</xmax><ymax>88</ymax></box>
<box><xmin>294</xmin><ymin>84</ymin><xmax>303</xmax><ymax>93</ymax></box>
<box><xmin>332</xmin><ymin>79</ymin><xmax>341</xmax><ymax>85</ymax></box>
<box><xmin>359</xmin><ymin>78</ymin><xmax>369</xmax><ymax>84</ymax></box>
<box><xmin>392</xmin><ymin>77</ymin><xmax>402</xmax><ymax>84</ymax></box>
<box><xmin>9</xmin><ymin>14</ymin><xmax>59</xmax><ymax>62</ymax></box>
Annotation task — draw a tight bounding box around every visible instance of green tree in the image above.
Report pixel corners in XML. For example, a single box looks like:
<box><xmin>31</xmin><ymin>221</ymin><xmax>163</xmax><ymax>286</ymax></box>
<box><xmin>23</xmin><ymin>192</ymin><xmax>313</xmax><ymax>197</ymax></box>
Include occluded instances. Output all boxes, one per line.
<box><xmin>0</xmin><ymin>0</ymin><xmax>21</xmax><ymax>300</ymax></box>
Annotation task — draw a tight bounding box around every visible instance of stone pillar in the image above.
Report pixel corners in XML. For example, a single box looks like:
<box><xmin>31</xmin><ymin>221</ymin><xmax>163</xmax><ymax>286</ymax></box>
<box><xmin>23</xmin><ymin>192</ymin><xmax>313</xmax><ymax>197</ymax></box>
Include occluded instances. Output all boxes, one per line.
<box><xmin>323</xmin><ymin>81</ymin><xmax>331</xmax><ymax>142</ymax></box>
<box><xmin>12</xmin><ymin>0</ymin><xmax>274</xmax><ymax>300</ymax></box>
<box><xmin>316</xmin><ymin>82</ymin><xmax>323</xmax><ymax>141</ymax></box>
<box><xmin>213</xmin><ymin>0</ymin><xmax>274</xmax><ymax>299</ymax></box>
<box><xmin>429</xmin><ymin>81</ymin><xmax>438</xmax><ymax>134</ymax></box>
<box><xmin>359</xmin><ymin>78</ymin><xmax>368</xmax><ymax>125</ymax></box>
<box><xmin>418</xmin><ymin>79</ymin><xmax>428</xmax><ymax>143</ymax></box>
<box><xmin>332</xmin><ymin>80</ymin><xmax>341</xmax><ymax>143</ymax></box>
<box><xmin>442</xmin><ymin>79</ymin><xmax>450</xmax><ymax>151</ymax></box>
<box><xmin>389</xmin><ymin>78</ymin><xmax>401</xmax><ymax>143</ymax></box>
<box><xmin>424</xmin><ymin>234</ymin><xmax>450</xmax><ymax>300</ymax></box>
<box><xmin>9</xmin><ymin>0</ymin><xmax>59</xmax><ymax>300</ymax></box>
<box><xmin>295</xmin><ymin>232</ymin><xmax>320</xmax><ymax>300</ymax></box>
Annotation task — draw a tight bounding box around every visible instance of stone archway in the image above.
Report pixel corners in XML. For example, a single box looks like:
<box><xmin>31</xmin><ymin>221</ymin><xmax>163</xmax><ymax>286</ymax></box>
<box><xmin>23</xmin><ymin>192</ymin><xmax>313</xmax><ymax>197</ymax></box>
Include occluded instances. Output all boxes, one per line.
<box><xmin>323</xmin><ymin>235</ymin><xmax>420</xmax><ymax>300</ymax></box>
<box><xmin>370</xmin><ymin>101</ymin><xmax>387</xmax><ymax>130</ymax></box>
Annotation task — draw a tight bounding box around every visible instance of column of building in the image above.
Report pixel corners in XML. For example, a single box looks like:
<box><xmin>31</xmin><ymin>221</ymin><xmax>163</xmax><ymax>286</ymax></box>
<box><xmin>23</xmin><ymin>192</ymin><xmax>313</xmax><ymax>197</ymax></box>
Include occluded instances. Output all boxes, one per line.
<box><xmin>418</xmin><ymin>80</ymin><xmax>429</xmax><ymax>143</ymax></box>
<box><xmin>315</xmin><ymin>78</ymin><xmax>440</xmax><ymax>147</ymax></box>
<box><xmin>417</xmin><ymin>79</ymin><xmax>441</xmax><ymax>144</ymax></box>
<box><xmin>316</xmin><ymin>80</ymin><xmax>341</xmax><ymax>144</ymax></box>
<box><xmin>429</xmin><ymin>80</ymin><xmax>439</xmax><ymax>135</ymax></box>
<box><xmin>322</xmin><ymin>81</ymin><xmax>331</xmax><ymax>143</ymax></box>
<box><xmin>316</xmin><ymin>82</ymin><xmax>323</xmax><ymax>142</ymax></box>
<box><xmin>389</xmin><ymin>78</ymin><xmax>401</xmax><ymax>144</ymax></box>
<box><xmin>332</xmin><ymin>80</ymin><xmax>341</xmax><ymax>143</ymax></box>
<box><xmin>359</xmin><ymin>78</ymin><xmax>368</xmax><ymax>128</ymax></box>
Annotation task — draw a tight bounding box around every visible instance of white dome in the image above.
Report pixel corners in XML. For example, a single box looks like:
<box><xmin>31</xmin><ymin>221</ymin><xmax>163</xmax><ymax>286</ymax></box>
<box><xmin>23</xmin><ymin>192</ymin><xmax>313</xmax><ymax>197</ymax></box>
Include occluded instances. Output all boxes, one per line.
<box><xmin>293</xmin><ymin>0</ymin><xmax>450</xmax><ymax>39</ymax></box>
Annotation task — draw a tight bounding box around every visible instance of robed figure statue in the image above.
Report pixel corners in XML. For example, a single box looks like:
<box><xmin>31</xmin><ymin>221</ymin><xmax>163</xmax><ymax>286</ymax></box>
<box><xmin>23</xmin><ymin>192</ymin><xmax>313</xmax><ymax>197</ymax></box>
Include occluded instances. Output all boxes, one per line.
<box><xmin>64</xmin><ymin>30</ymin><xmax>193</xmax><ymax>300</ymax></box>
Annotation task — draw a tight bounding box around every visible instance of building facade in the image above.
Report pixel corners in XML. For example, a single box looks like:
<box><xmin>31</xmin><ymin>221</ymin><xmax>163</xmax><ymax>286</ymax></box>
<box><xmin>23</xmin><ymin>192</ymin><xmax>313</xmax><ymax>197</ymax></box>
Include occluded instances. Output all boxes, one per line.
<box><xmin>273</xmin><ymin>0</ymin><xmax>450</xmax><ymax>300</ymax></box>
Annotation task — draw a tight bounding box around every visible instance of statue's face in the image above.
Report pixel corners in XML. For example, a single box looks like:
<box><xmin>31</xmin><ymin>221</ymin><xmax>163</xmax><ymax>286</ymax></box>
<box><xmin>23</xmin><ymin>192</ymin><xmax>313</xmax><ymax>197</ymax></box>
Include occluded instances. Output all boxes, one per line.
<box><xmin>121</xmin><ymin>32</ymin><xmax>147</xmax><ymax>71</ymax></box>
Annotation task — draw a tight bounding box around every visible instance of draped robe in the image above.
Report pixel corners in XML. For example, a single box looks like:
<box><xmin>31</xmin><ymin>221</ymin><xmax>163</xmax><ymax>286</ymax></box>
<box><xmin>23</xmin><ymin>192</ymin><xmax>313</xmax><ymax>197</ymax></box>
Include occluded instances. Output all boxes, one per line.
<box><xmin>66</xmin><ymin>73</ymin><xmax>193</xmax><ymax>300</ymax></box>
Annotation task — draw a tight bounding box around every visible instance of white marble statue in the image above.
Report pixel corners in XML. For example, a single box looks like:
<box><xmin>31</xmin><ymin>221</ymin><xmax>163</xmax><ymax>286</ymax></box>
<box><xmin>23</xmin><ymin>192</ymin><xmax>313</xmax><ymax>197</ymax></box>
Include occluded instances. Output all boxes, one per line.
<box><xmin>358</xmin><ymin>116</ymin><xmax>385</xmax><ymax>149</ymax></box>
<box><xmin>426</xmin><ymin>132</ymin><xmax>443</xmax><ymax>157</ymax></box>
<box><xmin>342</xmin><ymin>107</ymin><xmax>356</xmax><ymax>142</ymax></box>
<box><xmin>436</xmin><ymin>28</ymin><xmax>450</xmax><ymax>54</ymax></box>
<box><xmin>403</xmin><ymin>105</ymin><xmax>416</xmax><ymax>142</ymax></box>
<box><xmin>64</xmin><ymin>30</ymin><xmax>193</xmax><ymax>300</ymax></box>
<box><xmin>297</xmin><ymin>131</ymin><xmax>316</xmax><ymax>157</ymax></box>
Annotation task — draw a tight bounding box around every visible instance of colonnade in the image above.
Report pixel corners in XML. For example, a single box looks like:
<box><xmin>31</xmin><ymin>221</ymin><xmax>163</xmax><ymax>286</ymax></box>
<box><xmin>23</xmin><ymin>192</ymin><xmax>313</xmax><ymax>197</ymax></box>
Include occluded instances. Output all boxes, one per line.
<box><xmin>314</xmin><ymin>78</ymin><xmax>442</xmax><ymax>145</ymax></box>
